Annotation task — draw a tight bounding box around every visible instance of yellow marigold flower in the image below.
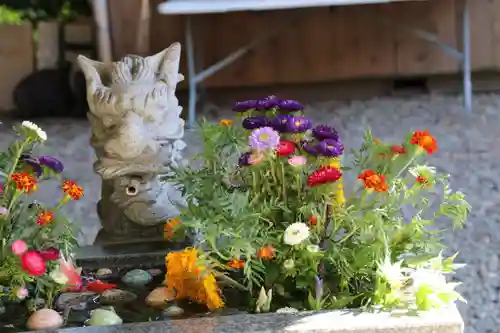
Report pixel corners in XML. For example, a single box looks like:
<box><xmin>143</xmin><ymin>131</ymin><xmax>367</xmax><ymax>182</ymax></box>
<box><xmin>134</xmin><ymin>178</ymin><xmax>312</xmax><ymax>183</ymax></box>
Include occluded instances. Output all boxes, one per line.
<box><xmin>165</xmin><ymin>248</ymin><xmax>224</xmax><ymax>310</ymax></box>
<box><xmin>329</xmin><ymin>159</ymin><xmax>345</xmax><ymax>206</ymax></box>
<box><xmin>219</xmin><ymin>119</ymin><xmax>233</xmax><ymax>126</ymax></box>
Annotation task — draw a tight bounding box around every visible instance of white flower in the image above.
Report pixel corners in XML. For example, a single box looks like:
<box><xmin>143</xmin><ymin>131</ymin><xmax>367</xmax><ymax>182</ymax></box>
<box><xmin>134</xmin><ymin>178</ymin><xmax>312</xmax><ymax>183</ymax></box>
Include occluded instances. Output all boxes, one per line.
<box><xmin>409</xmin><ymin>165</ymin><xmax>436</xmax><ymax>180</ymax></box>
<box><xmin>306</xmin><ymin>244</ymin><xmax>320</xmax><ymax>253</ymax></box>
<box><xmin>283</xmin><ymin>259</ymin><xmax>295</xmax><ymax>270</ymax></box>
<box><xmin>21</xmin><ymin>121</ymin><xmax>47</xmax><ymax>141</ymax></box>
<box><xmin>283</xmin><ymin>222</ymin><xmax>310</xmax><ymax>246</ymax></box>
<box><xmin>377</xmin><ymin>255</ymin><xmax>406</xmax><ymax>288</ymax></box>
<box><xmin>49</xmin><ymin>269</ymin><xmax>69</xmax><ymax>285</ymax></box>
<box><xmin>409</xmin><ymin>268</ymin><xmax>464</xmax><ymax>309</ymax></box>
<box><xmin>276</xmin><ymin>307</ymin><xmax>299</xmax><ymax>313</ymax></box>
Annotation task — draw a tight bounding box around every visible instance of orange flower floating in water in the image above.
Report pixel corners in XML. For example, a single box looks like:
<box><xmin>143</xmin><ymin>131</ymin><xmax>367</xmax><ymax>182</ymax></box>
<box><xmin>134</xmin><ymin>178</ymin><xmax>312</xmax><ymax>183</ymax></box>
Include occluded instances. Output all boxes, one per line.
<box><xmin>391</xmin><ymin>145</ymin><xmax>407</xmax><ymax>155</ymax></box>
<box><xmin>227</xmin><ymin>259</ymin><xmax>245</xmax><ymax>269</ymax></box>
<box><xmin>256</xmin><ymin>246</ymin><xmax>275</xmax><ymax>260</ymax></box>
<box><xmin>165</xmin><ymin>248</ymin><xmax>224</xmax><ymax>311</ymax></box>
<box><xmin>10</xmin><ymin>172</ymin><xmax>37</xmax><ymax>193</ymax></box>
<box><xmin>410</xmin><ymin>130</ymin><xmax>438</xmax><ymax>155</ymax></box>
<box><xmin>37</xmin><ymin>210</ymin><xmax>54</xmax><ymax>226</ymax></box>
<box><xmin>219</xmin><ymin>119</ymin><xmax>233</xmax><ymax>126</ymax></box>
<box><xmin>62</xmin><ymin>180</ymin><xmax>84</xmax><ymax>200</ymax></box>
<box><xmin>358</xmin><ymin>170</ymin><xmax>389</xmax><ymax>192</ymax></box>
<box><xmin>164</xmin><ymin>217</ymin><xmax>181</xmax><ymax>240</ymax></box>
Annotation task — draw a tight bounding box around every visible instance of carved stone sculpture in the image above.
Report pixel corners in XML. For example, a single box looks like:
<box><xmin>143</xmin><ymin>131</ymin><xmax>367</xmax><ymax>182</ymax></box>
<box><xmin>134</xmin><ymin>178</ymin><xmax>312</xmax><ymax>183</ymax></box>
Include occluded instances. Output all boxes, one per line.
<box><xmin>77</xmin><ymin>43</ymin><xmax>188</xmax><ymax>245</ymax></box>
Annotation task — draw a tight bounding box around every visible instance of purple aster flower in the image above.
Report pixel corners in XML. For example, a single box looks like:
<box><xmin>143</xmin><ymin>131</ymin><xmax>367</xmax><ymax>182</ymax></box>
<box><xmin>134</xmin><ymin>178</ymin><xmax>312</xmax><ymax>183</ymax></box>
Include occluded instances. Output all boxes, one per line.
<box><xmin>256</xmin><ymin>95</ymin><xmax>279</xmax><ymax>110</ymax></box>
<box><xmin>238</xmin><ymin>152</ymin><xmax>252</xmax><ymax>166</ymax></box>
<box><xmin>21</xmin><ymin>154</ymin><xmax>42</xmax><ymax>176</ymax></box>
<box><xmin>39</xmin><ymin>155</ymin><xmax>64</xmax><ymax>173</ymax></box>
<box><xmin>316</xmin><ymin>139</ymin><xmax>344</xmax><ymax>157</ymax></box>
<box><xmin>314</xmin><ymin>275</ymin><xmax>324</xmax><ymax>301</ymax></box>
<box><xmin>242</xmin><ymin>116</ymin><xmax>269</xmax><ymax>130</ymax></box>
<box><xmin>278</xmin><ymin>99</ymin><xmax>304</xmax><ymax>112</ymax></box>
<box><xmin>285</xmin><ymin>116</ymin><xmax>312</xmax><ymax>133</ymax></box>
<box><xmin>233</xmin><ymin>99</ymin><xmax>258</xmax><ymax>112</ymax></box>
<box><xmin>302</xmin><ymin>144</ymin><xmax>319</xmax><ymax>156</ymax></box>
<box><xmin>270</xmin><ymin>114</ymin><xmax>291</xmax><ymax>132</ymax></box>
<box><xmin>312</xmin><ymin>125</ymin><xmax>339</xmax><ymax>141</ymax></box>
<box><xmin>249</xmin><ymin>127</ymin><xmax>280</xmax><ymax>151</ymax></box>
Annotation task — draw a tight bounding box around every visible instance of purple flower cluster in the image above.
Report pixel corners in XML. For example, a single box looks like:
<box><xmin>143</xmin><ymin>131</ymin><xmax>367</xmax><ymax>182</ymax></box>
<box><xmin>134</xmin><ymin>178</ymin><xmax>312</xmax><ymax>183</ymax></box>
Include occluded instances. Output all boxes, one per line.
<box><xmin>270</xmin><ymin>114</ymin><xmax>312</xmax><ymax>133</ymax></box>
<box><xmin>302</xmin><ymin>125</ymin><xmax>344</xmax><ymax>157</ymax></box>
<box><xmin>232</xmin><ymin>95</ymin><xmax>304</xmax><ymax>113</ymax></box>
<box><xmin>21</xmin><ymin>154</ymin><xmax>64</xmax><ymax>176</ymax></box>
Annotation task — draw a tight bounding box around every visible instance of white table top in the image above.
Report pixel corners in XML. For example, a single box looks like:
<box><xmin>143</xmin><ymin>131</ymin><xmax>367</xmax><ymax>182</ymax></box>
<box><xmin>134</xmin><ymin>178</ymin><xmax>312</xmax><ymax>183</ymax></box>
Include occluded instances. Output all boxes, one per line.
<box><xmin>158</xmin><ymin>0</ymin><xmax>426</xmax><ymax>15</ymax></box>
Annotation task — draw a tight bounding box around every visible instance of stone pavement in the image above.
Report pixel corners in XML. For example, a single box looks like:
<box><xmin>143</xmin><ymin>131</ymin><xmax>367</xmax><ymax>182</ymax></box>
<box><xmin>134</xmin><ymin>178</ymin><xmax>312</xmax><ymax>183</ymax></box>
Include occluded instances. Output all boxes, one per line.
<box><xmin>1</xmin><ymin>93</ymin><xmax>499</xmax><ymax>332</ymax></box>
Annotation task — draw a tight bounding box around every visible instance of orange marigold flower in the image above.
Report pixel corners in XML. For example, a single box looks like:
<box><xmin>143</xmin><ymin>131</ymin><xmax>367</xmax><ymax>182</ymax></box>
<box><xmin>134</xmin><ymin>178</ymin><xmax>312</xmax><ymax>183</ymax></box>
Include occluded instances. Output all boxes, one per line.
<box><xmin>374</xmin><ymin>138</ymin><xmax>382</xmax><ymax>144</ymax></box>
<box><xmin>256</xmin><ymin>246</ymin><xmax>275</xmax><ymax>260</ymax></box>
<box><xmin>358</xmin><ymin>170</ymin><xmax>389</xmax><ymax>192</ymax></box>
<box><xmin>415</xmin><ymin>176</ymin><xmax>430</xmax><ymax>187</ymax></box>
<box><xmin>62</xmin><ymin>180</ymin><xmax>84</xmax><ymax>200</ymax></box>
<box><xmin>410</xmin><ymin>130</ymin><xmax>438</xmax><ymax>155</ymax></box>
<box><xmin>309</xmin><ymin>216</ymin><xmax>317</xmax><ymax>226</ymax></box>
<box><xmin>10</xmin><ymin>172</ymin><xmax>37</xmax><ymax>193</ymax></box>
<box><xmin>164</xmin><ymin>217</ymin><xmax>181</xmax><ymax>240</ymax></box>
<box><xmin>37</xmin><ymin>210</ymin><xmax>54</xmax><ymax>226</ymax></box>
<box><xmin>219</xmin><ymin>119</ymin><xmax>233</xmax><ymax>126</ymax></box>
<box><xmin>165</xmin><ymin>248</ymin><xmax>224</xmax><ymax>311</ymax></box>
<box><xmin>227</xmin><ymin>259</ymin><xmax>245</xmax><ymax>269</ymax></box>
<box><xmin>391</xmin><ymin>145</ymin><xmax>407</xmax><ymax>155</ymax></box>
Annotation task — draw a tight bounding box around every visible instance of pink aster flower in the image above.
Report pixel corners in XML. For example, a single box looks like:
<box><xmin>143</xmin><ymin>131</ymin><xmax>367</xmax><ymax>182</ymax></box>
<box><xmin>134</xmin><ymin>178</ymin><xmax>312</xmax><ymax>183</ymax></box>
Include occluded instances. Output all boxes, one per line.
<box><xmin>288</xmin><ymin>155</ymin><xmax>307</xmax><ymax>167</ymax></box>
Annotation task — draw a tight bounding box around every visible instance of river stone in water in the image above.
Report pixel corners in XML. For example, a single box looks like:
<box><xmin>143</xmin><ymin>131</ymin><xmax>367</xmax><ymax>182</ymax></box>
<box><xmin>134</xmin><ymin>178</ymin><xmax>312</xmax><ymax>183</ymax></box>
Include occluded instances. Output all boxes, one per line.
<box><xmin>95</xmin><ymin>268</ymin><xmax>112</xmax><ymax>278</ymax></box>
<box><xmin>100</xmin><ymin>289</ymin><xmax>137</xmax><ymax>305</ymax></box>
<box><xmin>55</xmin><ymin>292</ymin><xmax>96</xmax><ymax>311</ymax></box>
<box><xmin>162</xmin><ymin>305</ymin><xmax>184</xmax><ymax>318</ymax></box>
<box><xmin>147</xmin><ymin>268</ymin><xmax>163</xmax><ymax>277</ymax></box>
<box><xmin>146</xmin><ymin>286</ymin><xmax>172</xmax><ymax>308</ymax></box>
<box><xmin>26</xmin><ymin>309</ymin><xmax>63</xmax><ymax>330</ymax></box>
<box><xmin>122</xmin><ymin>269</ymin><xmax>152</xmax><ymax>287</ymax></box>
<box><xmin>88</xmin><ymin>308</ymin><xmax>123</xmax><ymax>326</ymax></box>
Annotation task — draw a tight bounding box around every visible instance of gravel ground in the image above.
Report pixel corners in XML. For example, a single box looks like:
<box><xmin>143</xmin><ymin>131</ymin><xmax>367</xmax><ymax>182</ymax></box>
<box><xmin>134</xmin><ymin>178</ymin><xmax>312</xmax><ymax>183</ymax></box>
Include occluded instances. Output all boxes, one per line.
<box><xmin>1</xmin><ymin>93</ymin><xmax>499</xmax><ymax>332</ymax></box>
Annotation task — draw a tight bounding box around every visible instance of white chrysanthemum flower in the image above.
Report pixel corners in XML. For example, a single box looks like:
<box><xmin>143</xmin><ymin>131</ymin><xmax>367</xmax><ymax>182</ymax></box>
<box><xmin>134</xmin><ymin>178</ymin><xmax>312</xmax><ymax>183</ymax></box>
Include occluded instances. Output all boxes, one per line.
<box><xmin>377</xmin><ymin>255</ymin><xmax>406</xmax><ymax>288</ymax></box>
<box><xmin>284</xmin><ymin>222</ymin><xmax>310</xmax><ymax>246</ymax></box>
<box><xmin>276</xmin><ymin>307</ymin><xmax>299</xmax><ymax>313</ymax></box>
<box><xmin>306</xmin><ymin>244</ymin><xmax>320</xmax><ymax>253</ymax></box>
<box><xmin>21</xmin><ymin>121</ymin><xmax>47</xmax><ymax>141</ymax></box>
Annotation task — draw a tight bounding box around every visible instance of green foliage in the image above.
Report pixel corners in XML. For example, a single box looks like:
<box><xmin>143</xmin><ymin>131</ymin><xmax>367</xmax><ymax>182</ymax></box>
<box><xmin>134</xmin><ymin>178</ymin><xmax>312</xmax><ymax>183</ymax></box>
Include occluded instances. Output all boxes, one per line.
<box><xmin>167</xmin><ymin>103</ymin><xmax>469</xmax><ymax>314</ymax></box>
<box><xmin>0</xmin><ymin>122</ymin><xmax>79</xmax><ymax>308</ymax></box>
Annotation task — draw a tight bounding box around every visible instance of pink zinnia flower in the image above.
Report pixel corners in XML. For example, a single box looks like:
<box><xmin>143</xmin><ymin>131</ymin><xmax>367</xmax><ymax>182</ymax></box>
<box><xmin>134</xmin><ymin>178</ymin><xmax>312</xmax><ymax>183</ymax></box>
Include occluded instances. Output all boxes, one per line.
<box><xmin>288</xmin><ymin>155</ymin><xmax>307</xmax><ymax>167</ymax></box>
<box><xmin>11</xmin><ymin>240</ymin><xmax>28</xmax><ymax>256</ymax></box>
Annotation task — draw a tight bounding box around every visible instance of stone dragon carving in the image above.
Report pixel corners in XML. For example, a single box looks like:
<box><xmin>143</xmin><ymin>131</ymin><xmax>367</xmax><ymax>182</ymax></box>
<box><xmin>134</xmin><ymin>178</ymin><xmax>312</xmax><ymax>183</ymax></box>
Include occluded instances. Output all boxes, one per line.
<box><xmin>77</xmin><ymin>43</ymin><xmax>188</xmax><ymax>244</ymax></box>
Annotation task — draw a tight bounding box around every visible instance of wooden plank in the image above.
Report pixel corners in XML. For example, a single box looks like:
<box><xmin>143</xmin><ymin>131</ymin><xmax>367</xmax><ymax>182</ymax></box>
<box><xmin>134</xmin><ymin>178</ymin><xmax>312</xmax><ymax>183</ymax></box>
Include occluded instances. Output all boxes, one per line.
<box><xmin>0</xmin><ymin>23</ymin><xmax>34</xmax><ymax>112</ymax></box>
<box><xmin>394</xmin><ymin>0</ymin><xmax>458</xmax><ymax>76</ymax></box>
<box><xmin>492</xmin><ymin>0</ymin><xmax>500</xmax><ymax>69</ymax></box>
<box><xmin>108</xmin><ymin>0</ymin><xmax>144</xmax><ymax>58</ymax></box>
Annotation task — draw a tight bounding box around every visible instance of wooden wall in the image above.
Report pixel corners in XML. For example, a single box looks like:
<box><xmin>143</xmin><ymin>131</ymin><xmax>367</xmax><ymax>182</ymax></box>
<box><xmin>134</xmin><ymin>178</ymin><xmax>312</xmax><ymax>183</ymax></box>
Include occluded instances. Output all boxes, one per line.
<box><xmin>108</xmin><ymin>0</ymin><xmax>500</xmax><ymax>89</ymax></box>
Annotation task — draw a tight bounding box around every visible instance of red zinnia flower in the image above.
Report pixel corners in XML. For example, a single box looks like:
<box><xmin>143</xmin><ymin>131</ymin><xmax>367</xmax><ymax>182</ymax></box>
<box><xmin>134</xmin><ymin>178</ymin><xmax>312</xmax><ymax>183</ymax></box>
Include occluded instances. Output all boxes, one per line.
<box><xmin>276</xmin><ymin>140</ymin><xmax>296</xmax><ymax>157</ymax></box>
<box><xmin>39</xmin><ymin>247</ymin><xmax>60</xmax><ymax>261</ymax></box>
<box><xmin>307</xmin><ymin>166</ymin><xmax>342</xmax><ymax>187</ymax></box>
<box><xmin>391</xmin><ymin>145</ymin><xmax>407</xmax><ymax>155</ymax></box>
<box><xmin>21</xmin><ymin>251</ymin><xmax>46</xmax><ymax>276</ymax></box>
<box><xmin>358</xmin><ymin>170</ymin><xmax>389</xmax><ymax>192</ymax></box>
<box><xmin>410</xmin><ymin>130</ymin><xmax>438</xmax><ymax>155</ymax></box>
